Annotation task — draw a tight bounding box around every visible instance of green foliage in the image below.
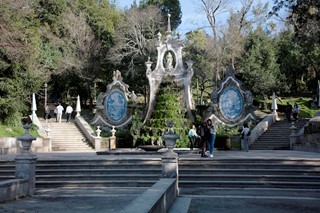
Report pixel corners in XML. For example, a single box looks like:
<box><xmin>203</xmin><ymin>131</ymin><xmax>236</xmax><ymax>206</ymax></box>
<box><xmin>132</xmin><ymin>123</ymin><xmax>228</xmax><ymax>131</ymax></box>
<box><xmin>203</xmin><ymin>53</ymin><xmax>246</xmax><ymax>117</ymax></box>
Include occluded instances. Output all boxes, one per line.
<box><xmin>184</xmin><ymin>30</ymin><xmax>215</xmax><ymax>103</ymax></box>
<box><xmin>262</xmin><ymin>97</ymin><xmax>319</xmax><ymax>118</ymax></box>
<box><xmin>0</xmin><ymin>123</ymin><xmax>39</xmax><ymax>137</ymax></box>
<box><xmin>215</xmin><ymin>125</ymin><xmax>241</xmax><ymax>137</ymax></box>
<box><xmin>271</xmin><ymin>0</ymin><xmax>320</xmax><ymax>92</ymax></box>
<box><xmin>0</xmin><ymin>0</ymin><xmax>120</xmax><ymax>124</ymax></box>
<box><xmin>141</xmin><ymin>76</ymin><xmax>191</xmax><ymax>147</ymax></box>
<box><xmin>35</xmin><ymin>0</ymin><xmax>67</xmax><ymax>36</ymax></box>
<box><xmin>238</xmin><ymin>28</ymin><xmax>286</xmax><ymax>95</ymax></box>
<box><xmin>75</xmin><ymin>0</ymin><xmax>119</xmax><ymax>41</ymax></box>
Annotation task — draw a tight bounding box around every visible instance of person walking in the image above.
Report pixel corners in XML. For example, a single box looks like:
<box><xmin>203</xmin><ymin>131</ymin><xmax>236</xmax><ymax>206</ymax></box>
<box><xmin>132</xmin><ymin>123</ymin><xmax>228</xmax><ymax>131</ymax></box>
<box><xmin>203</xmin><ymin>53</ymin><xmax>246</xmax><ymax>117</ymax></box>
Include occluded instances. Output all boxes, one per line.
<box><xmin>198</xmin><ymin>120</ymin><xmax>208</xmax><ymax>157</ymax></box>
<box><xmin>292</xmin><ymin>103</ymin><xmax>300</xmax><ymax>121</ymax></box>
<box><xmin>44</xmin><ymin>105</ymin><xmax>51</xmax><ymax>123</ymax></box>
<box><xmin>188</xmin><ymin>124</ymin><xmax>200</xmax><ymax>150</ymax></box>
<box><xmin>53</xmin><ymin>106</ymin><xmax>58</xmax><ymax>122</ymax></box>
<box><xmin>56</xmin><ymin>103</ymin><xmax>64</xmax><ymax>123</ymax></box>
<box><xmin>65</xmin><ymin>104</ymin><xmax>73</xmax><ymax>123</ymax></box>
<box><xmin>206</xmin><ymin>119</ymin><xmax>216</xmax><ymax>158</ymax></box>
<box><xmin>241</xmin><ymin>123</ymin><xmax>250</xmax><ymax>152</ymax></box>
<box><xmin>285</xmin><ymin>102</ymin><xmax>293</xmax><ymax>122</ymax></box>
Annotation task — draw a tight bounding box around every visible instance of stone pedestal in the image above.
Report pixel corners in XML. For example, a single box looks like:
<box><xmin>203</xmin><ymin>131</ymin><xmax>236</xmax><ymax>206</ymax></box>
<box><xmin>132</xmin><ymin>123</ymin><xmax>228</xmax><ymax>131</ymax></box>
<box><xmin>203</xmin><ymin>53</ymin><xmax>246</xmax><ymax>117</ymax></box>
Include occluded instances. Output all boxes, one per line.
<box><xmin>161</xmin><ymin>154</ymin><xmax>178</xmax><ymax>178</ymax></box>
<box><xmin>94</xmin><ymin>137</ymin><xmax>101</xmax><ymax>151</ymax></box>
<box><xmin>109</xmin><ymin>136</ymin><xmax>116</xmax><ymax>150</ymax></box>
<box><xmin>161</xmin><ymin>153</ymin><xmax>179</xmax><ymax>194</ymax></box>
<box><xmin>15</xmin><ymin>154</ymin><xmax>37</xmax><ymax>195</ymax></box>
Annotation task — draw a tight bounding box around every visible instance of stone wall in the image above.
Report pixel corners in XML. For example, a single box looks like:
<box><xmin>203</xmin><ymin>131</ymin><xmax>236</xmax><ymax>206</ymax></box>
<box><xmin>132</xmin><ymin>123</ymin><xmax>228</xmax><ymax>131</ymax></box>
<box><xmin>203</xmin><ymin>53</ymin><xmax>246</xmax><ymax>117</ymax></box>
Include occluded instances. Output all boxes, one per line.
<box><xmin>0</xmin><ymin>137</ymin><xmax>51</xmax><ymax>155</ymax></box>
<box><xmin>250</xmin><ymin>114</ymin><xmax>276</xmax><ymax>144</ymax></box>
<box><xmin>292</xmin><ymin>133</ymin><xmax>320</xmax><ymax>152</ymax></box>
<box><xmin>0</xmin><ymin>179</ymin><xmax>29</xmax><ymax>202</ymax></box>
<box><xmin>120</xmin><ymin>178</ymin><xmax>177</xmax><ymax>213</ymax></box>
<box><xmin>290</xmin><ymin>114</ymin><xmax>320</xmax><ymax>153</ymax></box>
<box><xmin>75</xmin><ymin>116</ymin><xmax>100</xmax><ymax>150</ymax></box>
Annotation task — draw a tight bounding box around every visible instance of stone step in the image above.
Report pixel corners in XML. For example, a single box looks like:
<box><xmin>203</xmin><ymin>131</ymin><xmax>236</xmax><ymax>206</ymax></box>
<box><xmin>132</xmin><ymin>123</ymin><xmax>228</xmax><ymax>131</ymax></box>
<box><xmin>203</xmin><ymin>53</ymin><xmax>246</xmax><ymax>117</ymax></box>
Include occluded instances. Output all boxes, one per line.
<box><xmin>36</xmin><ymin>165</ymin><xmax>162</xmax><ymax>170</ymax></box>
<box><xmin>179</xmin><ymin>180</ymin><xmax>320</xmax><ymax>189</ymax></box>
<box><xmin>35</xmin><ymin>169</ymin><xmax>162</xmax><ymax>175</ymax></box>
<box><xmin>36</xmin><ymin>174</ymin><xmax>161</xmax><ymax>181</ymax></box>
<box><xmin>179</xmin><ymin>174</ymin><xmax>320</xmax><ymax>182</ymax></box>
<box><xmin>179</xmin><ymin>169</ymin><xmax>320</xmax><ymax>175</ymax></box>
<box><xmin>2</xmin><ymin>157</ymin><xmax>319</xmax><ymax>190</ymax></box>
<box><xmin>36</xmin><ymin>180</ymin><xmax>158</xmax><ymax>188</ymax></box>
<box><xmin>39</xmin><ymin>119</ymin><xmax>94</xmax><ymax>152</ymax></box>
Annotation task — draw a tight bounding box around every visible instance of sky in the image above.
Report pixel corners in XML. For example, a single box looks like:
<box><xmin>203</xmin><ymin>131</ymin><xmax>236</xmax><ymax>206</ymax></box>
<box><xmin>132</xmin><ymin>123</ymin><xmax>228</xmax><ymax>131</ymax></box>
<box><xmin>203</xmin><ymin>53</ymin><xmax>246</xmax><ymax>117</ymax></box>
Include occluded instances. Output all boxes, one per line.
<box><xmin>116</xmin><ymin>0</ymin><xmax>280</xmax><ymax>36</ymax></box>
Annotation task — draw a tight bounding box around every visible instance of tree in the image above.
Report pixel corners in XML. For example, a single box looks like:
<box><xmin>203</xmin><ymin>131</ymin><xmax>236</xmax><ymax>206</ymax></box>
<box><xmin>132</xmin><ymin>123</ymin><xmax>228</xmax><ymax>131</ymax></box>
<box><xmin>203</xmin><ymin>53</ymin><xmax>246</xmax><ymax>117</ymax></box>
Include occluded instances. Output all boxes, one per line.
<box><xmin>141</xmin><ymin>0</ymin><xmax>182</xmax><ymax>30</ymax></box>
<box><xmin>275</xmin><ymin>30</ymin><xmax>306</xmax><ymax>92</ymax></box>
<box><xmin>238</xmin><ymin>28</ymin><xmax>285</xmax><ymax>96</ymax></box>
<box><xmin>0</xmin><ymin>0</ymin><xmax>120</xmax><ymax>124</ymax></box>
<box><xmin>271</xmin><ymin>0</ymin><xmax>320</xmax><ymax>91</ymax></box>
<box><xmin>108</xmin><ymin>5</ymin><xmax>164</xmax><ymax>99</ymax></box>
<box><xmin>200</xmin><ymin>0</ymin><xmax>228</xmax><ymax>87</ymax></box>
<box><xmin>220</xmin><ymin>0</ymin><xmax>254</xmax><ymax>68</ymax></box>
<box><xmin>184</xmin><ymin>30</ymin><xmax>215</xmax><ymax>104</ymax></box>
<box><xmin>0</xmin><ymin>0</ymin><xmax>48</xmax><ymax>124</ymax></box>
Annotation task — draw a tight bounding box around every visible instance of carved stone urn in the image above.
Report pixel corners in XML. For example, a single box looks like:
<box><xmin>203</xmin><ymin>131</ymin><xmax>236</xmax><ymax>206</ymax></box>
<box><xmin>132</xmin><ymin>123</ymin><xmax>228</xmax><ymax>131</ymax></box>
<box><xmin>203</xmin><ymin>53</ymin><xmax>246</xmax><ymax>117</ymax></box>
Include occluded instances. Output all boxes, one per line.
<box><xmin>162</xmin><ymin>122</ymin><xmax>180</xmax><ymax>155</ymax></box>
<box><xmin>17</xmin><ymin>123</ymin><xmax>37</xmax><ymax>153</ymax></box>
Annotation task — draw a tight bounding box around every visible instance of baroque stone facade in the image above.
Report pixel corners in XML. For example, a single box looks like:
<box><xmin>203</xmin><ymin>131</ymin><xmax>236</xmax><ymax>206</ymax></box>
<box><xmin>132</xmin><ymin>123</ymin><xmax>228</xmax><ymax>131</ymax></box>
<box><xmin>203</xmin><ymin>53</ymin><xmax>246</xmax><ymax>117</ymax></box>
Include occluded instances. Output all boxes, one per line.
<box><xmin>144</xmin><ymin>14</ymin><xmax>194</xmax><ymax>123</ymax></box>
<box><xmin>209</xmin><ymin>65</ymin><xmax>257</xmax><ymax>126</ymax></box>
<box><xmin>91</xmin><ymin>70</ymin><xmax>136</xmax><ymax>128</ymax></box>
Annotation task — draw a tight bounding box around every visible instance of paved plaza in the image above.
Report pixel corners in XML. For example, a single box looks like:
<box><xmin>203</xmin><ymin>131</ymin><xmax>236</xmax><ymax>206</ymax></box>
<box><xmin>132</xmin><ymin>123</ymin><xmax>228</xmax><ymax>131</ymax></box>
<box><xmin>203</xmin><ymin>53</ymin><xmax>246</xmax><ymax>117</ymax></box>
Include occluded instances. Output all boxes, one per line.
<box><xmin>1</xmin><ymin>150</ymin><xmax>320</xmax><ymax>213</ymax></box>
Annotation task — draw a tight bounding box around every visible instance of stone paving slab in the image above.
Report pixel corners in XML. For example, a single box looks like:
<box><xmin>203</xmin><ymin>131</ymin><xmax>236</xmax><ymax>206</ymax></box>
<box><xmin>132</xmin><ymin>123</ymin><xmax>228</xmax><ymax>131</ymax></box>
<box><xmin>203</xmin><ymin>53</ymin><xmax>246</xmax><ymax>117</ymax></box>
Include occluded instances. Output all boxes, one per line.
<box><xmin>0</xmin><ymin>187</ymin><xmax>146</xmax><ymax>213</ymax></box>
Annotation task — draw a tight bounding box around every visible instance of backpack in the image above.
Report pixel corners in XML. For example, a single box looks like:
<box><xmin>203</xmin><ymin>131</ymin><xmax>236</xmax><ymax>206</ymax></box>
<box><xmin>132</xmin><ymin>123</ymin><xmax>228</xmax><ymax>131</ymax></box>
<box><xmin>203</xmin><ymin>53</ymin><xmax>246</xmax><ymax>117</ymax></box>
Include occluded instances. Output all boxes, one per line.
<box><xmin>197</xmin><ymin>126</ymin><xmax>205</xmax><ymax>137</ymax></box>
<box><xmin>247</xmin><ymin>130</ymin><xmax>251</xmax><ymax>136</ymax></box>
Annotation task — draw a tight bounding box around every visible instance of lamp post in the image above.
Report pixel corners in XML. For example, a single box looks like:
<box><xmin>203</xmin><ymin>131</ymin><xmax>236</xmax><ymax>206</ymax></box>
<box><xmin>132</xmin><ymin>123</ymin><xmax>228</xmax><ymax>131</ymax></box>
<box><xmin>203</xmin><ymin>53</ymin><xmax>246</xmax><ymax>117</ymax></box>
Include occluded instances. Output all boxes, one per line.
<box><xmin>44</xmin><ymin>83</ymin><xmax>48</xmax><ymax>107</ymax></box>
<box><xmin>196</xmin><ymin>77</ymin><xmax>199</xmax><ymax>105</ymax></box>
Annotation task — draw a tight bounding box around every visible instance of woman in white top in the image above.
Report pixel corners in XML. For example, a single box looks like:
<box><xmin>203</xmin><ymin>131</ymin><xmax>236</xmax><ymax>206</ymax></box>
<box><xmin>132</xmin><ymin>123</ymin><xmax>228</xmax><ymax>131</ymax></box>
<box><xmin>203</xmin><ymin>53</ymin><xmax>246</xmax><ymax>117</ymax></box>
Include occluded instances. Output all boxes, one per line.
<box><xmin>241</xmin><ymin>123</ymin><xmax>250</xmax><ymax>152</ymax></box>
<box><xmin>188</xmin><ymin>124</ymin><xmax>200</xmax><ymax>150</ymax></box>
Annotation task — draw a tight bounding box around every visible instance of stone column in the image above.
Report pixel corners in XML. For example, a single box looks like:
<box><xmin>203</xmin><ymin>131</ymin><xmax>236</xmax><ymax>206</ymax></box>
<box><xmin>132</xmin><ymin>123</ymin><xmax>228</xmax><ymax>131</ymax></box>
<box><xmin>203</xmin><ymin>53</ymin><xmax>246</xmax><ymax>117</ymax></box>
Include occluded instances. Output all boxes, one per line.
<box><xmin>161</xmin><ymin>153</ymin><xmax>178</xmax><ymax>178</ymax></box>
<box><xmin>15</xmin><ymin>154</ymin><xmax>37</xmax><ymax>195</ymax></box>
<box><xmin>94</xmin><ymin>126</ymin><xmax>102</xmax><ymax>151</ymax></box>
<box><xmin>161</xmin><ymin>123</ymin><xmax>180</xmax><ymax>193</ymax></box>
<box><xmin>109</xmin><ymin>126</ymin><xmax>116</xmax><ymax>150</ymax></box>
<box><xmin>16</xmin><ymin>123</ymin><xmax>37</xmax><ymax>195</ymax></box>
<box><xmin>289</xmin><ymin>122</ymin><xmax>297</xmax><ymax>150</ymax></box>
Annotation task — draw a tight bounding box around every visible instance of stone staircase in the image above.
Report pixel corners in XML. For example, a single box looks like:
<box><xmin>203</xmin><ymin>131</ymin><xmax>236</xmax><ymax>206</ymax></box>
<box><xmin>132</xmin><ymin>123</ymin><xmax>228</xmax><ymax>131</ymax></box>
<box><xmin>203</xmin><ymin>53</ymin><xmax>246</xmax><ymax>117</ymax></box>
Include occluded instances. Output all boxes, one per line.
<box><xmin>250</xmin><ymin>119</ymin><xmax>308</xmax><ymax>150</ymax></box>
<box><xmin>41</xmin><ymin>120</ymin><xmax>94</xmax><ymax>152</ymax></box>
<box><xmin>0</xmin><ymin>158</ymin><xmax>162</xmax><ymax>188</ymax></box>
<box><xmin>1</xmin><ymin>157</ymin><xmax>320</xmax><ymax>190</ymax></box>
<box><xmin>178</xmin><ymin>158</ymin><xmax>320</xmax><ymax>189</ymax></box>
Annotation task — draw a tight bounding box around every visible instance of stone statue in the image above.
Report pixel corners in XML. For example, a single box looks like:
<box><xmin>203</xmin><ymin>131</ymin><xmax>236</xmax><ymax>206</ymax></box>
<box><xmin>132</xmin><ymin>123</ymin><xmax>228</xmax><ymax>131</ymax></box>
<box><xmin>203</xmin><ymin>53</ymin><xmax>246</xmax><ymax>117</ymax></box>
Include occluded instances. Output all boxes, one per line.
<box><xmin>211</xmin><ymin>90</ymin><xmax>219</xmax><ymax>104</ymax></box>
<box><xmin>166</xmin><ymin>52</ymin><xmax>173</xmax><ymax>69</ymax></box>
<box><xmin>245</xmin><ymin>91</ymin><xmax>253</xmax><ymax>105</ymax></box>
<box><xmin>113</xmin><ymin>70</ymin><xmax>122</xmax><ymax>81</ymax></box>
<box><xmin>130</xmin><ymin>91</ymin><xmax>137</xmax><ymax>103</ymax></box>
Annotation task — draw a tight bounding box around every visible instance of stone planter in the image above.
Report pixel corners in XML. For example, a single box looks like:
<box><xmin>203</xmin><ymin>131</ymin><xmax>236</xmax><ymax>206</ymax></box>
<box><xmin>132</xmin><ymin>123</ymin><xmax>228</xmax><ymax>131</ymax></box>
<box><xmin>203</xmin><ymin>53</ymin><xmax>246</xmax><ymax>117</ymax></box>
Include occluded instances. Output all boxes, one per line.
<box><xmin>138</xmin><ymin>145</ymin><xmax>164</xmax><ymax>151</ymax></box>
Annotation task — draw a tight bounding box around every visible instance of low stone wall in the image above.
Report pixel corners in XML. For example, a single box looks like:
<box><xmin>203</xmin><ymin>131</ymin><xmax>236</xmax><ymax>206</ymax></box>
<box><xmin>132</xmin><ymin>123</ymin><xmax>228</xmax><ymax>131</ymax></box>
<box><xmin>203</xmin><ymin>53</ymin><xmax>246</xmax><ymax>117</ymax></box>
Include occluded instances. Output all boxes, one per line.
<box><xmin>250</xmin><ymin>114</ymin><xmax>276</xmax><ymax>144</ymax></box>
<box><xmin>0</xmin><ymin>179</ymin><xmax>29</xmax><ymax>203</ymax></box>
<box><xmin>75</xmin><ymin>116</ymin><xmax>95</xmax><ymax>144</ymax></box>
<box><xmin>293</xmin><ymin>133</ymin><xmax>320</xmax><ymax>152</ymax></box>
<box><xmin>75</xmin><ymin>116</ymin><xmax>97</xmax><ymax>149</ymax></box>
<box><xmin>120</xmin><ymin>178</ymin><xmax>177</xmax><ymax>213</ymax></box>
<box><xmin>290</xmin><ymin>115</ymin><xmax>320</xmax><ymax>153</ymax></box>
<box><xmin>0</xmin><ymin>137</ymin><xmax>50</xmax><ymax>155</ymax></box>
